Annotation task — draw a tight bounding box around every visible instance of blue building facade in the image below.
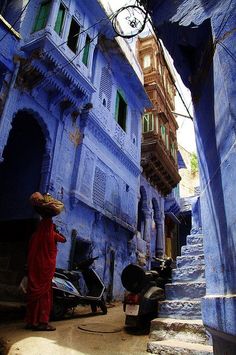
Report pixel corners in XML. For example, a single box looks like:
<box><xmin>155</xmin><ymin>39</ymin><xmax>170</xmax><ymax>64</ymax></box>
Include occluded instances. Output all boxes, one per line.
<box><xmin>0</xmin><ymin>0</ymin><xmax>151</xmax><ymax>301</ymax></box>
<box><xmin>146</xmin><ymin>0</ymin><xmax>236</xmax><ymax>352</ymax></box>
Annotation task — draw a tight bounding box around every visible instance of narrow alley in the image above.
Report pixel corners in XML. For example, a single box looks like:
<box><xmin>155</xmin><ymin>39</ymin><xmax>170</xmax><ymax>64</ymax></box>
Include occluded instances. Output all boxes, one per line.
<box><xmin>0</xmin><ymin>303</ymin><xmax>149</xmax><ymax>355</ymax></box>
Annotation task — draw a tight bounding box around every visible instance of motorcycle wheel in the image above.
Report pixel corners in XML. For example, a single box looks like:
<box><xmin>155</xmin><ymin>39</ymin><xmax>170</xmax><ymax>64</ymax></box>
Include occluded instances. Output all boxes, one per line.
<box><xmin>100</xmin><ymin>297</ymin><xmax>107</xmax><ymax>315</ymax></box>
<box><xmin>51</xmin><ymin>300</ymin><xmax>66</xmax><ymax>321</ymax></box>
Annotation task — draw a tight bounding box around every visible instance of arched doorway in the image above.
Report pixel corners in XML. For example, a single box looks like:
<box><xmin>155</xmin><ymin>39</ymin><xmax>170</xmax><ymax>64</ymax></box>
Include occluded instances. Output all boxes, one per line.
<box><xmin>137</xmin><ymin>188</ymin><xmax>146</xmax><ymax>239</ymax></box>
<box><xmin>0</xmin><ymin>111</ymin><xmax>46</xmax><ymax>295</ymax></box>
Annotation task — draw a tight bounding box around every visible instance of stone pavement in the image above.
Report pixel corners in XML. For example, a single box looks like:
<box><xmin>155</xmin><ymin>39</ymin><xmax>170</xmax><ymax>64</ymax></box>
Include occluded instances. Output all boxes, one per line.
<box><xmin>0</xmin><ymin>302</ymin><xmax>149</xmax><ymax>355</ymax></box>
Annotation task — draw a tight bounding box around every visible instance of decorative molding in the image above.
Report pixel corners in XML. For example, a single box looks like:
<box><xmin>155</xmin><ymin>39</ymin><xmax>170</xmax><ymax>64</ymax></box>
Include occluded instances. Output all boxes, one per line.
<box><xmin>86</xmin><ymin>112</ymin><xmax>141</xmax><ymax>177</ymax></box>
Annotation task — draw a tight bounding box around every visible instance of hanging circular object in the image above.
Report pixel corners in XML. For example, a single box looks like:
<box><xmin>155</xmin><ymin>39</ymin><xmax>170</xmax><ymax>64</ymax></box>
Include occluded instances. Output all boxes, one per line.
<box><xmin>112</xmin><ymin>5</ymin><xmax>147</xmax><ymax>39</ymax></box>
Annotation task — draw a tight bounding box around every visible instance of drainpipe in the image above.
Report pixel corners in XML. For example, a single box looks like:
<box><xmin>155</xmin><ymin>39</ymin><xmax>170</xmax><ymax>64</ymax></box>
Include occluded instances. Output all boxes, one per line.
<box><xmin>0</xmin><ymin>57</ymin><xmax>20</xmax><ymax>161</ymax></box>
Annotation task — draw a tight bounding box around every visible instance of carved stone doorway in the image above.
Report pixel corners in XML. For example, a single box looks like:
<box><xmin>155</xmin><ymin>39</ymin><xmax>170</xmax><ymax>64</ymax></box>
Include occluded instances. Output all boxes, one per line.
<box><xmin>0</xmin><ymin>111</ymin><xmax>46</xmax><ymax>299</ymax></box>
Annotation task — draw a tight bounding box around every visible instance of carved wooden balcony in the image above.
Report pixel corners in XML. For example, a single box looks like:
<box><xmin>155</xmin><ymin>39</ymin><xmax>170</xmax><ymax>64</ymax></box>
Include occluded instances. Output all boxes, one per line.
<box><xmin>141</xmin><ymin>129</ymin><xmax>181</xmax><ymax>196</ymax></box>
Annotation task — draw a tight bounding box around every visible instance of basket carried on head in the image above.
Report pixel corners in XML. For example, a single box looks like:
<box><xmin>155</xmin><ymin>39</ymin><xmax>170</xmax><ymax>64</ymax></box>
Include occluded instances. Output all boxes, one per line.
<box><xmin>30</xmin><ymin>192</ymin><xmax>64</xmax><ymax>217</ymax></box>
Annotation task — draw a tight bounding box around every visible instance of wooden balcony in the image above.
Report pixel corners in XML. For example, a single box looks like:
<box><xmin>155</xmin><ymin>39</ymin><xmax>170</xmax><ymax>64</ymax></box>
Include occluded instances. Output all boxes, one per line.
<box><xmin>141</xmin><ymin>130</ymin><xmax>181</xmax><ymax>196</ymax></box>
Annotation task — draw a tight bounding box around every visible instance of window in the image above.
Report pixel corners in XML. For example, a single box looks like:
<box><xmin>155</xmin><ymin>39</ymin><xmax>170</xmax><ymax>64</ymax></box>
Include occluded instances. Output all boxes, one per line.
<box><xmin>82</xmin><ymin>35</ymin><xmax>91</xmax><ymax>66</ymax></box>
<box><xmin>54</xmin><ymin>3</ymin><xmax>66</xmax><ymax>36</ymax></box>
<box><xmin>67</xmin><ymin>18</ymin><xmax>80</xmax><ymax>53</ymax></box>
<box><xmin>33</xmin><ymin>0</ymin><xmax>51</xmax><ymax>32</ymax></box>
<box><xmin>115</xmin><ymin>91</ymin><xmax>127</xmax><ymax>131</ymax></box>
<box><xmin>142</xmin><ymin>113</ymin><xmax>154</xmax><ymax>133</ymax></box>
<box><xmin>143</xmin><ymin>55</ymin><xmax>151</xmax><ymax>68</ymax></box>
<box><xmin>166</xmin><ymin>134</ymin><xmax>169</xmax><ymax>150</ymax></box>
<box><xmin>155</xmin><ymin>114</ymin><xmax>159</xmax><ymax>133</ymax></box>
<box><xmin>0</xmin><ymin>66</ymin><xmax>6</xmax><ymax>91</ymax></box>
<box><xmin>160</xmin><ymin>124</ymin><xmax>166</xmax><ymax>142</ymax></box>
<box><xmin>171</xmin><ymin>143</ymin><xmax>176</xmax><ymax>159</ymax></box>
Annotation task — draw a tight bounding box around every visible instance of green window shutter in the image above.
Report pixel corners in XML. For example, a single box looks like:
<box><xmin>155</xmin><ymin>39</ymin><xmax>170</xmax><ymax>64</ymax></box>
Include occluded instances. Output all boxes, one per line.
<box><xmin>115</xmin><ymin>92</ymin><xmax>120</xmax><ymax>122</ymax></box>
<box><xmin>82</xmin><ymin>35</ymin><xmax>91</xmax><ymax>66</ymax></box>
<box><xmin>155</xmin><ymin>114</ymin><xmax>159</xmax><ymax>133</ymax></box>
<box><xmin>33</xmin><ymin>1</ymin><xmax>51</xmax><ymax>32</ymax></box>
<box><xmin>149</xmin><ymin>114</ymin><xmax>154</xmax><ymax>131</ymax></box>
<box><xmin>166</xmin><ymin>134</ymin><xmax>169</xmax><ymax>149</ymax></box>
<box><xmin>115</xmin><ymin>90</ymin><xmax>127</xmax><ymax>131</ymax></box>
<box><xmin>54</xmin><ymin>4</ymin><xmax>65</xmax><ymax>35</ymax></box>
<box><xmin>143</xmin><ymin>114</ymin><xmax>148</xmax><ymax>133</ymax></box>
<box><xmin>171</xmin><ymin>143</ymin><xmax>174</xmax><ymax>156</ymax></box>
<box><xmin>161</xmin><ymin>125</ymin><xmax>166</xmax><ymax>141</ymax></box>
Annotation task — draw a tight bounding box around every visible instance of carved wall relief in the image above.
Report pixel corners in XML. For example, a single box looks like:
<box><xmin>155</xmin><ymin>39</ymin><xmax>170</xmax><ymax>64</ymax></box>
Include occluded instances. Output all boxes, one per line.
<box><xmin>79</xmin><ymin>149</ymin><xmax>95</xmax><ymax>200</ymax></box>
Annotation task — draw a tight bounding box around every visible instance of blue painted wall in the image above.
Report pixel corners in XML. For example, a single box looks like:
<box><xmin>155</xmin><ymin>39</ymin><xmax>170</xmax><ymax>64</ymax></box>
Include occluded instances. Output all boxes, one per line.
<box><xmin>0</xmin><ymin>0</ymin><xmax>151</xmax><ymax>300</ymax></box>
<box><xmin>148</xmin><ymin>0</ymin><xmax>236</xmax><ymax>351</ymax></box>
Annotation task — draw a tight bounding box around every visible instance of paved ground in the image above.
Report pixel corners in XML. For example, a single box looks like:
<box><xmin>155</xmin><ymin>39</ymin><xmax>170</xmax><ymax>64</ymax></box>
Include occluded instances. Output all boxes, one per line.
<box><xmin>0</xmin><ymin>302</ymin><xmax>150</xmax><ymax>355</ymax></box>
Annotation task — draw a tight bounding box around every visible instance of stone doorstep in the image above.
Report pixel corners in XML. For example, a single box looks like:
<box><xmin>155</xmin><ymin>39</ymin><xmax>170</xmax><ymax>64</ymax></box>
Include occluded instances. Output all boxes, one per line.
<box><xmin>172</xmin><ymin>265</ymin><xmax>205</xmax><ymax>283</ymax></box>
<box><xmin>149</xmin><ymin>318</ymin><xmax>210</xmax><ymax>345</ymax></box>
<box><xmin>147</xmin><ymin>339</ymin><xmax>213</xmax><ymax>355</ymax></box>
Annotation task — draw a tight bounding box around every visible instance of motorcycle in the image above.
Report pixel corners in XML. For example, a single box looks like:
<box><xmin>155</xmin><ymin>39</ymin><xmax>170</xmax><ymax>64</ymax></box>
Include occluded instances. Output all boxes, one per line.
<box><xmin>51</xmin><ymin>256</ymin><xmax>107</xmax><ymax>320</ymax></box>
<box><xmin>121</xmin><ymin>257</ymin><xmax>172</xmax><ymax>329</ymax></box>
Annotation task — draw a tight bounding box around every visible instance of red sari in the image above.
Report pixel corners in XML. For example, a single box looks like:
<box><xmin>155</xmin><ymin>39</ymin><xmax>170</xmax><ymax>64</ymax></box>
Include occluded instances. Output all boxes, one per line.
<box><xmin>25</xmin><ymin>218</ymin><xmax>65</xmax><ymax>326</ymax></box>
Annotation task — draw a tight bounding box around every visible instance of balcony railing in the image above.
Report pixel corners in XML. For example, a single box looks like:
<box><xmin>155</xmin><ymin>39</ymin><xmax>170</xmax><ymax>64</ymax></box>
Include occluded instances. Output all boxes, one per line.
<box><xmin>141</xmin><ymin>113</ymin><xmax>180</xmax><ymax>195</ymax></box>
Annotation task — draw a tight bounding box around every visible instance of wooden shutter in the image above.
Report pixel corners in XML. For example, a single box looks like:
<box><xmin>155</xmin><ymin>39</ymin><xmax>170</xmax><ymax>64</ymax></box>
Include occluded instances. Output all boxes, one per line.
<box><xmin>54</xmin><ymin>4</ymin><xmax>65</xmax><ymax>35</ymax></box>
<box><xmin>82</xmin><ymin>35</ymin><xmax>91</xmax><ymax>66</ymax></box>
<box><xmin>33</xmin><ymin>1</ymin><xmax>51</xmax><ymax>32</ymax></box>
<box><xmin>115</xmin><ymin>91</ymin><xmax>120</xmax><ymax>122</ymax></box>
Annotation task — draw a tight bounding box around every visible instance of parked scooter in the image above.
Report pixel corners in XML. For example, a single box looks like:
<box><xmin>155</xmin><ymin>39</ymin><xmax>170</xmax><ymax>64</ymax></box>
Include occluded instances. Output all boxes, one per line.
<box><xmin>51</xmin><ymin>256</ymin><xmax>107</xmax><ymax>320</ymax></box>
<box><xmin>121</xmin><ymin>258</ymin><xmax>172</xmax><ymax>328</ymax></box>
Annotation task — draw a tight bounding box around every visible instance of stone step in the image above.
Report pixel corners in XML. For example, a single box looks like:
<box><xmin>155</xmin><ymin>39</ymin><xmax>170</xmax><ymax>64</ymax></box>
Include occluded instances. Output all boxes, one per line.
<box><xmin>172</xmin><ymin>265</ymin><xmax>205</xmax><ymax>283</ymax></box>
<box><xmin>176</xmin><ymin>254</ymin><xmax>205</xmax><ymax>268</ymax></box>
<box><xmin>186</xmin><ymin>234</ymin><xmax>204</xmax><ymax>245</ymax></box>
<box><xmin>165</xmin><ymin>282</ymin><xmax>206</xmax><ymax>300</ymax></box>
<box><xmin>181</xmin><ymin>244</ymin><xmax>204</xmax><ymax>256</ymax></box>
<box><xmin>147</xmin><ymin>339</ymin><xmax>213</xmax><ymax>354</ymax></box>
<box><xmin>150</xmin><ymin>318</ymin><xmax>210</xmax><ymax>345</ymax></box>
<box><xmin>158</xmin><ymin>300</ymin><xmax>202</xmax><ymax>319</ymax></box>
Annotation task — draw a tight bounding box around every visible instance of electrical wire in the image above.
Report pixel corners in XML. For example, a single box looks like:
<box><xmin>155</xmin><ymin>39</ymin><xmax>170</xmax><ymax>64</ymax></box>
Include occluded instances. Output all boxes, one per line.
<box><xmin>217</xmin><ymin>42</ymin><xmax>236</xmax><ymax>64</ymax></box>
<box><xmin>147</xmin><ymin>19</ymin><xmax>193</xmax><ymax>120</ymax></box>
<box><xmin>45</xmin><ymin>15</ymin><xmax>115</xmax><ymax>56</ymax></box>
<box><xmin>138</xmin><ymin>11</ymin><xmax>193</xmax><ymax>120</ymax></box>
<box><xmin>26</xmin><ymin>9</ymin><xmax>120</xmax><ymax>84</ymax></box>
<box><xmin>0</xmin><ymin>0</ymin><xmax>32</xmax><ymax>43</ymax></box>
<box><xmin>215</xmin><ymin>0</ymin><xmax>234</xmax><ymax>40</ymax></box>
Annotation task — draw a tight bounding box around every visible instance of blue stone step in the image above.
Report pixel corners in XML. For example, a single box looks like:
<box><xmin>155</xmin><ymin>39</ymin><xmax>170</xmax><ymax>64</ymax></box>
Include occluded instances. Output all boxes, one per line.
<box><xmin>165</xmin><ymin>282</ymin><xmax>206</xmax><ymax>300</ymax></box>
<box><xmin>147</xmin><ymin>340</ymin><xmax>213</xmax><ymax>354</ymax></box>
<box><xmin>172</xmin><ymin>266</ymin><xmax>205</xmax><ymax>283</ymax></box>
<box><xmin>158</xmin><ymin>300</ymin><xmax>202</xmax><ymax>319</ymax></box>
<box><xmin>187</xmin><ymin>234</ymin><xmax>204</xmax><ymax>245</ymax></box>
<box><xmin>176</xmin><ymin>254</ymin><xmax>205</xmax><ymax>268</ymax></box>
<box><xmin>150</xmin><ymin>318</ymin><xmax>210</xmax><ymax>345</ymax></box>
<box><xmin>181</xmin><ymin>244</ymin><xmax>204</xmax><ymax>256</ymax></box>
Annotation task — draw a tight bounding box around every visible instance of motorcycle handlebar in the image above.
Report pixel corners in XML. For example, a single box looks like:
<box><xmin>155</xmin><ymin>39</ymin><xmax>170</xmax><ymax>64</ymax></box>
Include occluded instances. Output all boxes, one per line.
<box><xmin>74</xmin><ymin>256</ymin><xmax>99</xmax><ymax>270</ymax></box>
<box><xmin>153</xmin><ymin>257</ymin><xmax>165</xmax><ymax>262</ymax></box>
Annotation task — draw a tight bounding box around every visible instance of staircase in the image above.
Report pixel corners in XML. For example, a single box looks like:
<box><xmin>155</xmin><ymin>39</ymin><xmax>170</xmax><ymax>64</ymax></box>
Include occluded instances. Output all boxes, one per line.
<box><xmin>147</xmin><ymin>234</ymin><xmax>213</xmax><ymax>354</ymax></box>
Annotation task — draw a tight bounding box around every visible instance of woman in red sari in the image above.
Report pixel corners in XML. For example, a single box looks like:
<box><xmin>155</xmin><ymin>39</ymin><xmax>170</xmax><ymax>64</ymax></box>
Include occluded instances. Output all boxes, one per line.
<box><xmin>25</xmin><ymin>218</ymin><xmax>66</xmax><ymax>331</ymax></box>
